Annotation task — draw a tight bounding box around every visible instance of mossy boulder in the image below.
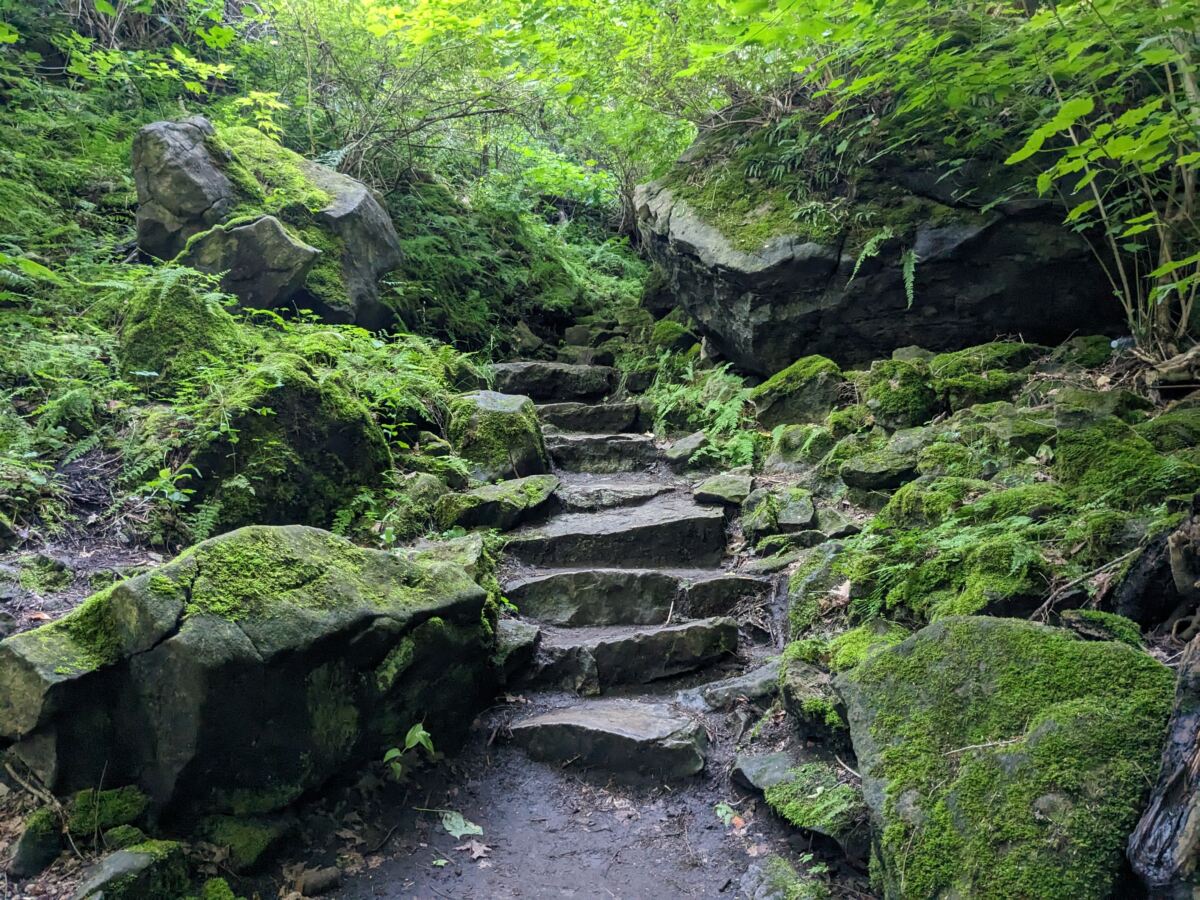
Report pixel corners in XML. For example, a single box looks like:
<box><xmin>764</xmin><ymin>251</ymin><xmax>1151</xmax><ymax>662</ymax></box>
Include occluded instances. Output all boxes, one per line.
<box><xmin>434</xmin><ymin>474</ymin><xmax>559</xmax><ymax>531</ymax></box>
<box><xmin>750</xmin><ymin>355</ymin><xmax>843</xmax><ymax>428</ymax></box>
<box><xmin>133</xmin><ymin>116</ymin><xmax>402</xmax><ymax>328</ymax></box>
<box><xmin>448</xmin><ymin>390</ymin><xmax>548</xmax><ymax>483</ymax></box>
<box><xmin>863</xmin><ymin>359</ymin><xmax>940</xmax><ymax>430</ymax></box>
<box><xmin>185</xmin><ymin>353</ymin><xmax>392</xmax><ymax>532</ymax></box>
<box><xmin>119</xmin><ymin>271</ymin><xmax>248</xmax><ymax>387</ymax></box>
<box><xmin>837</xmin><ymin>616</ymin><xmax>1173</xmax><ymax>900</ymax></box>
<box><xmin>742</xmin><ymin>487</ymin><xmax>817</xmax><ymax>541</ymax></box>
<box><xmin>1135</xmin><ymin>406</ymin><xmax>1200</xmax><ymax>453</ymax></box>
<box><xmin>75</xmin><ymin>839</ymin><xmax>189</xmax><ymax>899</ymax></box>
<box><xmin>764</xmin><ymin>424</ymin><xmax>837</xmax><ymax>474</ymax></box>
<box><xmin>68</xmin><ymin>786</ymin><xmax>149</xmax><ymax>836</ymax></box>
<box><xmin>928</xmin><ymin>341</ymin><xmax>1044</xmax><ymax>409</ymax></box>
<box><xmin>7</xmin><ymin>806</ymin><xmax>61</xmax><ymax>878</ymax></box>
<box><xmin>0</xmin><ymin>525</ymin><xmax>492</xmax><ymax>820</ymax></box>
<box><xmin>196</xmin><ymin>814</ymin><xmax>293</xmax><ymax>871</ymax></box>
<box><xmin>763</xmin><ymin>761</ymin><xmax>869</xmax><ymax>859</ymax></box>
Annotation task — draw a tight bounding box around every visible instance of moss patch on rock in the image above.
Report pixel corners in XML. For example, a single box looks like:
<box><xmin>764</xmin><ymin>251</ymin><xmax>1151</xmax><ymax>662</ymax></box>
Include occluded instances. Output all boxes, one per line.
<box><xmin>837</xmin><ymin>616</ymin><xmax>1173</xmax><ymax>900</ymax></box>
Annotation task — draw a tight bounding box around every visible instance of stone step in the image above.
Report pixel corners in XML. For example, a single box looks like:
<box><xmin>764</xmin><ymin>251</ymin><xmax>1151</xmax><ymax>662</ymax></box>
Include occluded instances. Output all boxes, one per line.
<box><xmin>502</xmin><ymin>567</ymin><xmax>773</xmax><ymax>626</ymax></box>
<box><xmin>503</xmin><ymin>494</ymin><xmax>726</xmax><ymax>567</ymax></box>
<box><xmin>511</xmin><ymin>699</ymin><xmax>706</xmax><ymax>780</ymax></box>
<box><xmin>537</xmin><ymin>401</ymin><xmax>640</xmax><ymax>434</ymax></box>
<box><xmin>533</xmin><ymin>617</ymin><xmax>738</xmax><ymax>693</ymax></box>
<box><xmin>492</xmin><ymin>361</ymin><xmax>616</xmax><ymax>402</ymax></box>
<box><xmin>676</xmin><ymin>659</ymin><xmax>781</xmax><ymax>712</ymax></box>
<box><xmin>544</xmin><ymin>433</ymin><xmax>659</xmax><ymax>473</ymax></box>
<box><xmin>554</xmin><ymin>476</ymin><xmax>673</xmax><ymax>512</ymax></box>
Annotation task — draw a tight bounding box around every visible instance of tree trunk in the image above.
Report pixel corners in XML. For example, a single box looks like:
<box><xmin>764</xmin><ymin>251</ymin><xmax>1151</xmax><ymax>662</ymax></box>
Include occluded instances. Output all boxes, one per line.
<box><xmin>1128</xmin><ymin>636</ymin><xmax>1200</xmax><ymax>895</ymax></box>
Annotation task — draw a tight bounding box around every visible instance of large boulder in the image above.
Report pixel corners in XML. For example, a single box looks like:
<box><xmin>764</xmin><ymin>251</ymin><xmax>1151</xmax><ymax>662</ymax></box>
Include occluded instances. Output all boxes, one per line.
<box><xmin>0</xmin><ymin>525</ymin><xmax>492</xmax><ymax>822</ymax></box>
<box><xmin>133</xmin><ymin>117</ymin><xmax>402</xmax><ymax>328</ymax></box>
<box><xmin>635</xmin><ymin>177</ymin><xmax>1119</xmax><ymax>375</ymax></box>
<box><xmin>448</xmin><ymin>391</ymin><xmax>549</xmax><ymax>483</ymax></box>
<box><xmin>836</xmin><ymin>616</ymin><xmax>1173</xmax><ymax>899</ymax></box>
<box><xmin>182</xmin><ymin>354</ymin><xmax>392</xmax><ymax>533</ymax></box>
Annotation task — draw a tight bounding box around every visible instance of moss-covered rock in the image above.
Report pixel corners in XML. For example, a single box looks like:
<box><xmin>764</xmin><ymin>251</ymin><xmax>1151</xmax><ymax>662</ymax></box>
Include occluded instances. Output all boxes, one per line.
<box><xmin>764</xmin><ymin>424</ymin><xmax>837</xmax><ymax>474</ymax></box>
<box><xmin>7</xmin><ymin>806</ymin><xmax>61</xmax><ymax>877</ymax></box>
<box><xmin>1135</xmin><ymin>406</ymin><xmax>1200</xmax><ymax>453</ymax></box>
<box><xmin>103</xmin><ymin>825</ymin><xmax>149</xmax><ymax>850</ymax></box>
<box><xmin>434</xmin><ymin>474</ymin><xmax>559</xmax><ymax>531</ymax></box>
<box><xmin>68</xmin><ymin>786</ymin><xmax>149</xmax><ymax>835</ymax></box>
<box><xmin>837</xmin><ymin>616</ymin><xmax>1173</xmax><ymax>900</ymax></box>
<box><xmin>0</xmin><ymin>525</ymin><xmax>492</xmax><ymax>819</ymax></box>
<box><xmin>118</xmin><ymin>273</ymin><xmax>248</xmax><ymax>388</ymax></box>
<box><xmin>197</xmin><ymin>814</ymin><xmax>292</xmax><ymax>871</ymax></box>
<box><xmin>742</xmin><ymin>487</ymin><xmax>817</xmax><ymax>541</ymax></box>
<box><xmin>863</xmin><ymin>359</ymin><xmax>939</xmax><ymax>430</ymax></box>
<box><xmin>74</xmin><ymin>839</ymin><xmax>190</xmax><ymax>899</ymax></box>
<box><xmin>750</xmin><ymin>355</ymin><xmax>844</xmax><ymax>428</ymax></box>
<box><xmin>448</xmin><ymin>390</ymin><xmax>548</xmax><ymax>483</ymax></box>
<box><xmin>185</xmin><ymin>353</ymin><xmax>392</xmax><ymax>532</ymax></box>
<box><xmin>763</xmin><ymin>761</ymin><xmax>868</xmax><ymax>858</ymax></box>
<box><xmin>929</xmin><ymin>341</ymin><xmax>1044</xmax><ymax>409</ymax></box>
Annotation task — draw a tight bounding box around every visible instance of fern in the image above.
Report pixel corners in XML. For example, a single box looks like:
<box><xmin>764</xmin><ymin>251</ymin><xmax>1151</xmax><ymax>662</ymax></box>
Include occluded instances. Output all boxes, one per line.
<box><xmin>901</xmin><ymin>248</ymin><xmax>919</xmax><ymax>308</ymax></box>
<box><xmin>185</xmin><ymin>498</ymin><xmax>223</xmax><ymax>543</ymax></box>
<box><xmin>850</xmin><ymin>226</ymin><xmax>895</xmax><ymax>282</ymax></box>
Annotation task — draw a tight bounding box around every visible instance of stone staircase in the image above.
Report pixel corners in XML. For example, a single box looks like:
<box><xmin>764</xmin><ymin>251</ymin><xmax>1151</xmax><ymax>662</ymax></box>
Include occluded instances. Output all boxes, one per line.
<box><xmin>497</xmin><ymin>361</ymin><xmax>774</xmax><ymax>781</ymax></box>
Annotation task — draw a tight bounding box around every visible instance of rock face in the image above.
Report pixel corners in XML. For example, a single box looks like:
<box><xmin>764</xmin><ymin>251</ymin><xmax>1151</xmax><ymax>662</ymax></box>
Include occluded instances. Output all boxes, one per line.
<box><xmin>491</xmin><ymin>362</ymin><xmax>615</xmax><ymax>402</ymax></box>
<box><xmin>132</xmin><ymin>116</ymin><xmax>402</xmax><ymax>328</ymax></box>
<box><xmin>0</xmin><ymin>526</ymin><xmax>492</xmax><ymax>822</ymax></box>
<box><xmin>635</xmin><ymin>180</ymin><xmax>1120</xmax><ymax>374</ymax></box>
<box><xmin>836</xmin><ymin>616</ymin><xmax>1173</xmax><ymax>900</ymax></box>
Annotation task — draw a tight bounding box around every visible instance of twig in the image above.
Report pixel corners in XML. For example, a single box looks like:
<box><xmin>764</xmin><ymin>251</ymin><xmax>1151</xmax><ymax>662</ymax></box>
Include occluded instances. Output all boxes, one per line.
<box><xmin>1029</xmin><ymin>548</ymin><xmax>1140</xmax><ymax>621</ymax></box>
<box><xmin>835</xmin><ymin>754</ymin><xmax>861</xmax><ymax>780</ymax></box>
<box><xmin>944</xmin><ymin>736</ymin><xmax>1024</xmax><ymax>756</ymax></box>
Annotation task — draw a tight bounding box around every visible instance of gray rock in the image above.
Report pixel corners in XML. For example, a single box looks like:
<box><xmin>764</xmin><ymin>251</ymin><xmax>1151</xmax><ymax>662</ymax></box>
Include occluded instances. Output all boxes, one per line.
<box><xmin>733</xmin><ymin>750</ymin><xmax>803</xmax><ymax>792</ymax></box>
<box><xmin>505</xmin><ymin>494</ymin><xmax>726</xmax><ymax>567</ymax></box>
<box><xmin>677</xmin><ymin>660</ymin><xmax>780</xmax><ymax>711</ymax></box>
<box><xmin>434</xmin><ymin>474</ymin><xmax>559</xmax><ymax>531</ymax></box>
<box><xmin>448</xmin><ymin>391</ymin><xmax>549</xmax><ymax>483</ymax></box>
<box><xmin>780</xmin><ymin>656</ymin><xmax>848</xmax><ymax>747</ymax></box>
<box><xmin>683</xmin><ymin>572</ymin><xmax>772</xmax><ymax>617</ymax></box>
<box><xmin>179</xmin><ymin>214</ymin><xmax>318</xmax><ymax>310</ymax></box>
<box><xmin>7</xmin><ymin>808</ymin><xmax>60</xmax><ymax>878</ymax></box>
<box><xmin>0</xmin><ymin>526</ymin><xmax>491</xmax><ymax>819</ymax></box>
<box><xmin>838</xmin><ymin>451</ymin><xmax>918</xmax><ymax>490</ymax></box>
<box><xmin>512</xmin><ymin>700</ymin><xmax>706</xmax><ymax>780</ymax></box>
<box><xmin>535</xmin><ymin>617</ymin><xmax>737</xmax><ymax>693</ymax></box>
<box><xmin>74</xmin><ymin>840</ymin><xmax>188</xmax><ymax>899</ymax></box>
<box><xmin>537</xmin><ymin>401</ymin><xmax>639</xmax><ymax>434</ymax></box>
<box><xmin>634</xmin><ymin>176</ymin><xmax>1118</xmax><ymax>374</ymax></box>
<box><xmin>301</xmin><ymin>161</ymin><xmax>402</xmax><ymax>329</ymax></box>
<box><xmin>503</xmin><ymin>568</ymin><xmax>681</xmax><ymax>626</ymax></box>
<box><xmin>694</xmin><ymin>472</ymin><xmax>754</xmax><ymax>505</ymax></box>
<box><xmin>554</xmin><ymin>478</ymin><xmax>672</xmax><ymax>512</ymax></box>
<box><xmin>664</xmin><ymin>431</ymin><xmax>709</xmax><ymax>470</ymax></box>
<box><xmin>494</xmin><ymin>619</ymin><xmax>540</xmax><ymax>683</ymax></box>
<box><xmin>132</xmin><ymin>116</ymin><xmax>237</xmax><ymax>258</ymax></box>
<box><xmin>743</xmin><ymin>488</ymin><xmax>817</xmax><ymax>540</ymax></box>
<box><xmin>491</xmin><ymin>362</ymin><xmax>615</xmax><ymax>401</ymax></box>
<box><xmin>544</xmin><ymin>433</ymin><xmax>659</xmax><ymax>473</ymax></box>
<box><xmin>563</xmin><ymin>324</ymin><xmax>593</xmax><ymax>346</ymax></box>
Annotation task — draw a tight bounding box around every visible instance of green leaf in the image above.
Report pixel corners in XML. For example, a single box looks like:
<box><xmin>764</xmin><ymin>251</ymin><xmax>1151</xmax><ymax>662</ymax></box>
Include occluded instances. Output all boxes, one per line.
<box><xmin>0</xmin><ymin>22</ymin><xmax>18</xmax><ymax>44</ymax></box>
<box><xmin>94</xmin><ymin>0</ymin><xmax>117</xmax><ymax>15</ymax></box>
<box><xmin>440</xmin><ymin>810</ymin><xmax>483</xmax><ymax>839</ymax></box>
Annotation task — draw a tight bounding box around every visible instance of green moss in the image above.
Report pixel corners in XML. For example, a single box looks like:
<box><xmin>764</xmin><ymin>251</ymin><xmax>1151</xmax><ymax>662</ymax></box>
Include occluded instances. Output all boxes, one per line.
<box><xmin>200</xmin><ymin>879</ymin><xmax>240</xmax><ymax>900</ymax></box>
<box><xmin>1055</xmin><ymin>416</ymin><xmax>1199</xmax><ymax>508</ymax></box>
<box><xmin>953</xmin><ymin>481</ymin><xmax>1068</xmax><ymax>524</ymax></box>
<box><xmin>68</xmin><ymin>786</ymin><xmax>149</xmax><ymax>835</ymax></box>
<box><xmin>447</xmin><ymin>391</ymin><xmax>545</xmax><ymax>482</ymax></box>
<box><xmin>764</xmin><ymin>763</ymin><xmax>866</xmax><ymax>837</ymax></box>
<box><xmin>751</xmin><ymin>355</ymin><xmax>841</xmax><ymax>401</ymax></box>
<box><xmin>767</xmin><ymin>423</ymin><xmax>838</xmax><ymax>469</ymax></box>
<box><xmin>826</xmin><ymin>403</ymin><xmax>872</xmax><ymax>437</ymax></box>
<box><xmin>307</xmin><ymin>661</ymin><xmax>359</xmax><ymax>761</ymax></box>
<box><xmin>800</xmin><ymin>695</ymin><xmax>846</xmax><ymax>729</ymax></box>
<box><xmin>1135</xmin><ymin>407</ymin><xmax>1200</xmax><ymax>452</ymax></box>
<box><xmin>107</xmin><ymin>840</ymin><xmax>190</xmax><ymax>899</ymax></box>
<box><xmin>119</xmin><ymin>271</ymin><xmax>248</xmax><ymax>387</ymax></box>
<box><xmin>17</xmin><ymin>554</ymin><xmax>71</xmax><ymax>593</ymax></box>
<box><xmin>103</xmin><ymin>825</ymin><xmax>148</xmax><ymax>850</ymax></box>
<box><xmin>1063</xmin><ymin>509</ymin><xmax>1138</xmax><ymax>567</ymax></box>
<box><xmin>198</xmin><ymin>815</ymin><xmax>287</xmax><ymax>870</ymax></box>
<box><xmin>760</xmin><ymin>855</ymin><xmax>830</xmax><ymax>900</ymax></box>
<box><xmin>217</xmin><ymin>125</ymin><xmax>331</xmax><ymax>215</ymax></box>
<box><xmin>929</xmin><ymin>342</ymin><xmax>1043</xmax><ymax>409</ymax></box>
<box><xmin>295</xmin><ymin>223</ymin><xmax>347</xmax><ymax>305</ymax></box>
<box><xmin>878</xmin><ymin>476</ymin><xmax>990</xmax><ymax>527</ymax></box>
<box><xmin>914</xmin><ymin>440</ymin><xmax>987</xmax><ymax>478</ymax></box>
<box><xmin>24</xmin><ymin>806</ymin><xmax>59</xmax><ymax>842</ymax></box>
<box><xmin>863</xmin><ymin>359</ymin><xmax>939</xmax><ymax>429</ymax></box>
<box><xmin>827</xmin><ymin>622</ymin><xmax>909</xmax><ymax>672</ymax></box>
<box><xmin>375</xmin><ymin>635</ymin><xmax>416</xmax><ymax>692</ymax></box>
<box><xmin>649</xmin><ymin>318</ymin><xmax>696</xmax><ymax>350</ymax></box>
<box><xmin>1059</xmin><ymin>335</ymin><xmax>1114</xmax><ymax>368</ymax></box>
<box><xmin>34</xmin><ymin>584</ymin><xmax>123</xmax><ymax>674</ymax></box>
<box><xmin>844</xmin><ymin>616</ymin><xmax>1173</xmax><ymax>899</ymax></box>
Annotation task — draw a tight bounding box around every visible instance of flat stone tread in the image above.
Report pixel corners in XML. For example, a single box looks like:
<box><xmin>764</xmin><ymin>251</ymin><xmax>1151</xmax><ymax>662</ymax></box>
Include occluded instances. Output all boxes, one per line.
<box><xmin>502</xmin><ymin>565</ymin><xmax>770</xmax><ymax>589</ymax></box>
<box><xmin>544</xmin><ymin>432</ymin><xmax>656</xmax><ymax>444</ymax></box>
<box><xmin>513</xmin><ymin>699</ymin><xmax>696</xmax><ymax>742</ymax></box>
<box><xmin>538</xmin><ymin>616</ymin><xmax>736</xmax><ymax>649</ymax></box>
<box><xmin>507</xmin><ymin>493</ymin><xmax>723</xmax><ymax>539</ymax></box>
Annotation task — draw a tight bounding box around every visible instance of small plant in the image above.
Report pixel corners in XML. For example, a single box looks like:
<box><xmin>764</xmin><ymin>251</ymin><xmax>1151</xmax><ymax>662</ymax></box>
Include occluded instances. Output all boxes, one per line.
<box><xmin>383</xmin><ymin>723</ymin><xmax>435</xmax><ymax>782</ymax></box>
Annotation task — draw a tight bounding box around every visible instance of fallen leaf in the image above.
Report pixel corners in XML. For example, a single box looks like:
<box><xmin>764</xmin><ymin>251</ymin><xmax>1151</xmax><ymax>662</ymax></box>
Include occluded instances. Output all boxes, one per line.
<box><xmin>746</xmin><ymin>843</ymin><xmax>770</xmax><ymax>858</ymax></box>
<box><xmin>432</xmin><ymin>858</ymin><xmax>449</xmax><ymax>868</ymax></box>
<box><xmin>731</xmin><ymin>815</ymin><xmax>746</xmax><ymax>829</ymax></box>
<box><xmin>440</xmin><ymin>810</ymin><xmax>483</xmax><ymax>839</ymax></box>
<box><xmin>455</xmin><ymin>839</ymin><xmax>491</xmax><ymax>860</ymax></box>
